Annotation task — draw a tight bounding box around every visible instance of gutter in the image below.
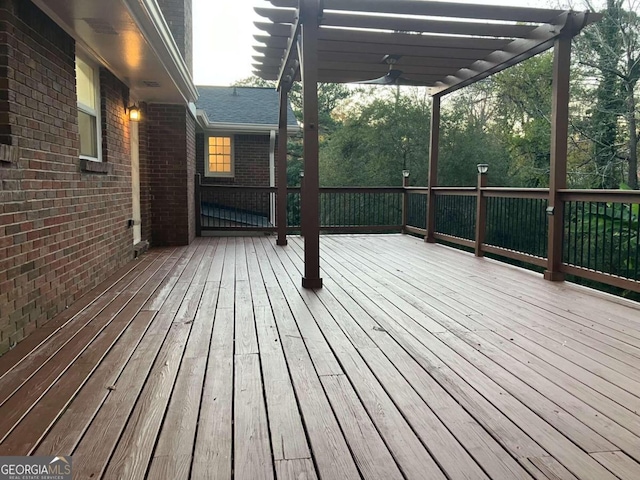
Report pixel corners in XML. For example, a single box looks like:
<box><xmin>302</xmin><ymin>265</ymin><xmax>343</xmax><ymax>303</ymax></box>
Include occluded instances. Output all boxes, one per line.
<box><xmin>197</xmin><ymin>111</ymin><xmax>301</xmax><ymax>135</ymax></box>
<box><xmin>123</xmin><ymin>0</ymin><xmax>199</xmax><ymax>104</ymax></box>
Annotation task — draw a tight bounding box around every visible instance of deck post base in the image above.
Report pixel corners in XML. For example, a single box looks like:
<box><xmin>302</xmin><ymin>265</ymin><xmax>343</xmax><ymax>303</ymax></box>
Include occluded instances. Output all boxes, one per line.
<box><xmin>302</xmin><ymin>277</ymin><xmax>323</xmax><ymax>289</ymax></box>
<box><xmin>425</xmin><ymin>237</ymin><xmax>436</xmax><ymax>244</ymax></box>
<box><xmin>544</xmin><ymin>270</ymin><xmax>565</xmax><ymax>282</ymax></box>
<box><xmin>277</xmin><ymin>239</ymin><xmax>288</xmax><ymax>246</ymax></box>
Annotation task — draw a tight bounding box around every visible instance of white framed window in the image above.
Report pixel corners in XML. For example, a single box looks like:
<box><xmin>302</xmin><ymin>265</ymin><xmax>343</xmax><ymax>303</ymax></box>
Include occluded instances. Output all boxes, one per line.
<box><xmin>205</xmin><ymin>135</ymin><xmax>234</xmax><ymax>177</ymax></box>
<box><xmin>75</xmin><ymin>54</ymin><xmax>102</xmax><ymax>161</ymax></box>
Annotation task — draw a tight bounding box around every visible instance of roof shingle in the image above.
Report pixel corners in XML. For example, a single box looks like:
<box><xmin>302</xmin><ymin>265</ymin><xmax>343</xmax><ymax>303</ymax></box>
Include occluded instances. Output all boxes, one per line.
<box><xmin>196</xmin><ymin>86</ymin><xmax>298</xmax><ymax>127</ymax></box>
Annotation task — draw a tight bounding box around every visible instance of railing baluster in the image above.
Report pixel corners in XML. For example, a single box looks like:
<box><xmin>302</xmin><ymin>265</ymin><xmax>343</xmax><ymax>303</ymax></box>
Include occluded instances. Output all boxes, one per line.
<box><xmin>566</xmin><ymin>201</ymin><xmax>572</xmax><ymax>265</ymax></box>
<box><xmin>635</xmin><ymin>204</ymin><xmax>639</xmax><ymax>280</ymax></box>
<box><xmin>619</xmin><ymin>203</ymin><xmax>625</xmax><ymax>277</ymax></box>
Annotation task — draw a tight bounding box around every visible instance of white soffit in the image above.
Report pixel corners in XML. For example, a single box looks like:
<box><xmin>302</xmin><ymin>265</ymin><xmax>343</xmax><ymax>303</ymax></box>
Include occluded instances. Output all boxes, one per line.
<box><xmin>31</xmin><ymin>0</ymin><xmax>197</xmax><ymax>104</ymax></box>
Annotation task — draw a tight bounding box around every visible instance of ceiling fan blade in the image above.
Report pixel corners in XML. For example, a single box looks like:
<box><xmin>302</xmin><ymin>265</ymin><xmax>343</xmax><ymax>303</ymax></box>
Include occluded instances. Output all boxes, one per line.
<box><xmin>395</xmin><ymin>77</ymin><xmax>431</xmax><ymax>86</ymax></box>
<box><xmin>358</xmin><ymin>69</ymin><xmax>403</xmax><ymax>85</ymax></box>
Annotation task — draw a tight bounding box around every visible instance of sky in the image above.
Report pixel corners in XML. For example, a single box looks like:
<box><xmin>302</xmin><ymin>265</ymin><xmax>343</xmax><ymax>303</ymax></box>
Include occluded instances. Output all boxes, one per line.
<box><xmin>192</xmin><ymin>0</ymin><xmax>558</xmax><ymax>87</ymax></box>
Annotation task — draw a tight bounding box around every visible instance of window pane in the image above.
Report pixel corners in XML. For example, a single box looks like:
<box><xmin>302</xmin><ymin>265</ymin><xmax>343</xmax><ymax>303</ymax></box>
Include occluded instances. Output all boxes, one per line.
<box><xmin>207</xmin><ymin>136</ymin><xmax>232</xmax><ymax>174</ymax></box>
<box><xmin>76</xmin><ymin>57</ymin><xmax>96</xmax><ymax>110</ymax></box>
<box><xmin>78</xmin><ymin>110</ymin><xmax>98</xmax><ymax>157</ymax></box>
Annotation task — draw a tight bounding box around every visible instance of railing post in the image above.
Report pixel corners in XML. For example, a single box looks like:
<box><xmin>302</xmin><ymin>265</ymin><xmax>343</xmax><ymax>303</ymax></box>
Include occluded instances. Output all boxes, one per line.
<box><xmin>299</xmin><ymin>171</ymin><xmax>305</xmax><ymax>237</ymax></box>
<box><xmin>426</xmin><ymin>94</ymin><xmax>441</xmax><ymax>243</ymax></box>
<box><xmin>545</xmin><ymin>33</ymin><xmax>571</xmax><ymax>282</ymax></box>
<box><xmin>277</xmin><ymin>88</ymin><xmax>289</xmax><ymax>246</ymax></box>
<box><xmin>475</xmin><ymin>165</ymin><xmax>488</xmax><ymax>256</ymax></box>
<box><xmin>402</xmin><ymin>170</ymin><xmax>410</xmax><ymax>233</ymax></box>
<box><xmin>195</xmin><ymin>173</ymin><xmax>202</xmax><ymax>237</ymax></box>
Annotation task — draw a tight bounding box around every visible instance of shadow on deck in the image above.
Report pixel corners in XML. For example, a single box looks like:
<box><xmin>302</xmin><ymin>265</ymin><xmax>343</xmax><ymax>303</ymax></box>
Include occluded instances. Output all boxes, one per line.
<box><xmin>1</xmin><ymin>235</ymin><xmax>640</xmax><ymax>479</ymax></box>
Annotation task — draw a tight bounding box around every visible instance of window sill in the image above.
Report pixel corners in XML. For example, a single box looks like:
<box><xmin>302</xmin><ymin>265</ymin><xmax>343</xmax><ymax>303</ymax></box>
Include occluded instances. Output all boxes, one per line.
<box><xmin>80</xmin><ymin>159</ymin><xmax>111</xmax><ymax>174</ymax></box>
<box><xmin>204</xmin><ymin>173</ymin><xmax>235</xmax><ymax>179</ymax></box>
<box><xmin>0</xmin><ymin>145</ymin><xmax>18</xmax><ymax>165</ymax></box>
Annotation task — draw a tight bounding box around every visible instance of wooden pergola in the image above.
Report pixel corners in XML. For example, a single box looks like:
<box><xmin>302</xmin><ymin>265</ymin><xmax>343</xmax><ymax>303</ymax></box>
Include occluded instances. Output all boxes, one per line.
<box><xmin>252</xmin><ymin>0</ymin><xmax>601</xmax><ymax>289</ymax></box>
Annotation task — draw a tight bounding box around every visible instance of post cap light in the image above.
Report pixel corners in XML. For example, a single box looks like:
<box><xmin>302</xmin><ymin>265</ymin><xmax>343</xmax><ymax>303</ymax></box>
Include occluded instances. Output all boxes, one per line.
<box><xmin>299</xmin><ymin>171</ymin><xmax>304</xmax><ymax>178</ymax></box>
<box><xmin>477</xmin><ymin>163</ymin><xmax>489</xmax><ymax>174</ymax></box>
<box><xmin>128</xmin><ymin>105</ymin><xmax>141</xmax><ymax>122</ymax></box>
<box><xmin>402</xmin><ymin>170</ymin><xmax>410</xmax><ymax>178</ymax></box>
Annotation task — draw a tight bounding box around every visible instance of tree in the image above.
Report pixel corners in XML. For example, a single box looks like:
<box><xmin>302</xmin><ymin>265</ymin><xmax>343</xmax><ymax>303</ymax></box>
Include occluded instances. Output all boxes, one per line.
<box><xmin>320</xmin><ymin>87</ymin><xmax>431</xmax><ymax>187</ymax></box>
<box><xmin>233</xmin><ymin>76</ymin><xmax>352</xmax><ymax>130</ymax></box>
<box><xmin>577</xmin><ymin>0</ymin><xmax>640</xmax><ymax>189</ymax></box>
<box><xmin>439</xmin><ymin>83</ymin><xmax>513</xmax><ymax>187</ymax></box>
<box><xmin>490</xmin><ymin>53</ymin><xmax>554</xmax><ymax>187</ymax></box>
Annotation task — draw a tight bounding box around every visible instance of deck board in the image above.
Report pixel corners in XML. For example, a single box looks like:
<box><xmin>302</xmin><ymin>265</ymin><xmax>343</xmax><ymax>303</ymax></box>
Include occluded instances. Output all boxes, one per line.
<box><xmin>317</xmin><ymin>236</ymin><xmax>621</xmax><ymax>479</ymax></box>
<box><xmin>1</xmin><ymin>234</ymin><xmax>640</xmax><ymax>479</ymax></box>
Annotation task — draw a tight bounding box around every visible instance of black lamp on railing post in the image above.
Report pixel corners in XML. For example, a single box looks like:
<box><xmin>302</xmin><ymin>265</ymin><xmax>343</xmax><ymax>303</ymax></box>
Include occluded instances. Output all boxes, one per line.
<box><xmin>475</xmin><ymin>164</ymin><xmax>488</xmax><ymax>257</ymax></box>
<box><xmin>402</xmin><ymin>170</ymin><xmax>410</xmax><ymax>233</ymax></box>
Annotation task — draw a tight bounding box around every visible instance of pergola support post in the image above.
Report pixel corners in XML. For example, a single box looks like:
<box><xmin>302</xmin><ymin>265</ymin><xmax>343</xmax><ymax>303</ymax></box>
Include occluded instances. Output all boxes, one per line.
<box><xmin>300</xmin><ymin>0</ymin><xmax>323</xmax><ymax>289</ymax></box>
<box><xmin>544</xmin><ymin>34</ymin><xmax>571</xmax><ymax>282</ymax></box>
<box><xmin>276</xmin><ymin>87</ymin><xmax>289</xmax><ymax>246</ymax></box>
<box><xmin>426</xmin><ymin>94</ymin><xmax>441</xmax><ymax>243</ymax></box>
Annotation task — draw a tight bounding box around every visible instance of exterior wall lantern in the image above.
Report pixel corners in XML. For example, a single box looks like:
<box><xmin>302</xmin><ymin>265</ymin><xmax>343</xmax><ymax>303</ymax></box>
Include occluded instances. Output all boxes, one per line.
<box><xmin>128</xmin><ymin>105</ymin><xmax>141</xmax><ymax>122</ymax></box>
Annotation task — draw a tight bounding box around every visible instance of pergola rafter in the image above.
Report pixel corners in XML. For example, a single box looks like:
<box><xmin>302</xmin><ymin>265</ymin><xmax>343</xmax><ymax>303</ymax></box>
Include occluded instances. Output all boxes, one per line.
<box><xmin>256</xmin><ymin>0</ymin><xmax>601</xmax><ymax>289</ymax></box>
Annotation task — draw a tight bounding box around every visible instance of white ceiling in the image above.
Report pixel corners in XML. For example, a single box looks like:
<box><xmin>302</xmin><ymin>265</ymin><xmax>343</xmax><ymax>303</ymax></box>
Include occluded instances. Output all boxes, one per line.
<box><xmin>32</xmin><ymin>0</ymin><xmax>197</xmax><ymax>104</ymax></box>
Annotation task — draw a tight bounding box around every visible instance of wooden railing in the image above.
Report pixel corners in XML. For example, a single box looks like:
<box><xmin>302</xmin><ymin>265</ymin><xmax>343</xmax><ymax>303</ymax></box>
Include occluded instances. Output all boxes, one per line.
<box><xmin>196</xmin><ymin>176</ymin><xmax>402</xmax><ymax>234</ymax></box>
<box><xmin>559</xmin><ymin>190</ymin><xmax>640</xmax><ymax>291</ymax></box>
<box><xmin>195</xmin><ymin>175</ymin><xmax>640</xmax><ymax>294</ymax></box>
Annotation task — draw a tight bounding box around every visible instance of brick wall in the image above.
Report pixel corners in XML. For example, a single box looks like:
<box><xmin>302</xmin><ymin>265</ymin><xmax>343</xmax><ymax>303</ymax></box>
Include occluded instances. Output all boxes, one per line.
<box><xmin>157</xmin><ymin>0</ymin><xmax>193</xmax><ymax>74</ymax></box>
<box><xmin>146</xmin><ymin>103</ymin><xmax>195</xmax><ymax>246</ymax></box>
<box><xmin>196</xmin><ymin>133</ymin><xmax>273</xmax><ymax>186</ymax></box>
<box><xmin>196</xmin><ymin>132</ymin><xmax>276</xmax><ymax>220</ymax></box>
<box><xmin>0</xmin><ymin>0</ymin><xmax>136</xmax><ymax>354</ymax></box>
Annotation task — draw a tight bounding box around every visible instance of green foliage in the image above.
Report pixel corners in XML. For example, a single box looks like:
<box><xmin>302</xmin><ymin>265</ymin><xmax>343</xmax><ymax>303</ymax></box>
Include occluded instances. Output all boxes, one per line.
<box><xmin>576</xmin><ymin>0</ymin><xmax>640</xmax><ymax>189</ymax></box>
<box><xmin>490</xmin><ymin>53</ymin><xmax>553</xmax><ymax>187</ymax></box>
<box><xmin>566</xmin><ymin>198</ymin><xmax>639</xmax><ymax>280</ymax></box>
<box><xmin>438</xmin><ymin>84</ymin><xmax>513</xmax><ymax>186</ymax></box>
<box><xmin>320</xmin><ymin>87</ymin><xmax>431</xmax><ymax>187</ymax></box>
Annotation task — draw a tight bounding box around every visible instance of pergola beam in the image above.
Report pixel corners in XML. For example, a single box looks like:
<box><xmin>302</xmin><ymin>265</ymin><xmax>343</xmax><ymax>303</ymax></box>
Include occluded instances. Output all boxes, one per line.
<box><xmin>256</xmin><ymin>63</ymin><xmax>450</xmax><ymax>80</ymax></box>
<box><xmin>255</xmin><ymin>30</ymin><xmax>513</xmax><ymax>52</ymax></box>
<box><xmin>255</xmin><ymin>52</ymin><xmax>476</xmax><ymax>70</ymax></box>
<box><xmin>255</xmin><ymin>4</ymin><xmax>599</xmax><ymax>93</ymax></box>
<box><xmin>268</xmin><ymin>0</ymin><xmax>566</xmax><ymax>23</ymax></box>
<box><xmin>255</xmin><ymin>13</ymin><xmax>538</xmax><ymax>39</ymax></box>
<box><xmin>275</xmin><ymin>18</ymin><xmax>301</xmax><ymax>92</ymax></box>
<box><xmin>257</xmin><ymin>40</ymin><xmax>499</xmax><ymax>62</ymax></box>
<box><xmin>431</xmin><ymin>13</ymin><xmax>585</xmax><ymax>95</ymax></box>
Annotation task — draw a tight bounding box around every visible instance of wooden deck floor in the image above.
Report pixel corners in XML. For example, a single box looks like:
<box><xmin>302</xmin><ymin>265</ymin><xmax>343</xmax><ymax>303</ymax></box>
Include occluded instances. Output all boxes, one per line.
<box><xmin>1</xmin><ymin>235</ymin><xmax>640</xmax><ymax>479</ymax></box>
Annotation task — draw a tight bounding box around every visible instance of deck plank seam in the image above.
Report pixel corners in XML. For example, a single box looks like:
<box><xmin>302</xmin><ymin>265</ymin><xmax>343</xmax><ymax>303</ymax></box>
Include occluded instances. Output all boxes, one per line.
<box><xmin>322</xmin><ymin>236</ymin><xmax>632</xmax><ymax>480</ymax></box>
<box><xmin>316</xmin><ymin>236</ymin><xmax>616</xmax><ymax>480</ymax></box>
<box><xmin>65</xmin><ymin>242</ymin><xmax>203</xmax><ymax>477</ymax></box>
<box><xmin>254</xmin><ymin>237</ymin><xmax>365</xmax><ymax>479</ymax></box>
<box><xmin>269</xmin><ymin>238</ymin><xmax>452</xmax><ymax>480</ymax></box>
<box><xmin>103</xmin><ymin>240</ymin><xmax>213</xmax><ymax>479</ymax></box>
<box><xmin>0</xmin><ymin>249</ymin><xmax>177</xmax><ymax>446</ymax></box>
<box><xmin>286</xmin><ymin>237</ymin><xmax>508</xmax><ymax>480</ymax></box>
